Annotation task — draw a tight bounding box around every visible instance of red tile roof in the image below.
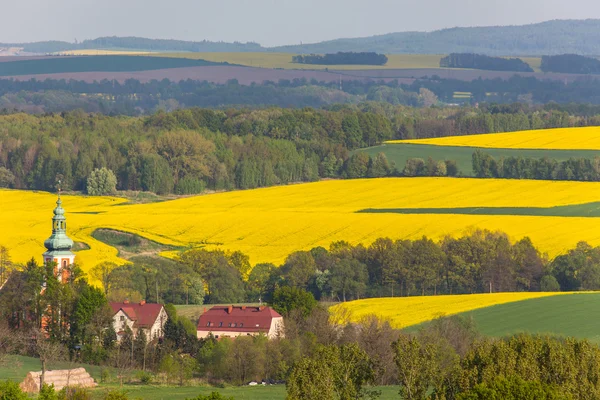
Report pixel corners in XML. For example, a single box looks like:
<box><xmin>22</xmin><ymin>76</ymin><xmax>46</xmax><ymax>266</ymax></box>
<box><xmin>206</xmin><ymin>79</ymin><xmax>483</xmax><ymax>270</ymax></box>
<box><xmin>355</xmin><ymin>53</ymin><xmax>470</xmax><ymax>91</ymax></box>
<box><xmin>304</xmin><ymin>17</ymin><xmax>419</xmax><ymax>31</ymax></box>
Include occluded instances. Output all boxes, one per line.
<box><xmin>110</xmin><ymin>302</ymin><xmax>164</xmax><ymax>328</ymax></box>
<box><xmin>197</xmin><ymin>306</ymin><xmax>282</xmax><ymax>333</ymax></box>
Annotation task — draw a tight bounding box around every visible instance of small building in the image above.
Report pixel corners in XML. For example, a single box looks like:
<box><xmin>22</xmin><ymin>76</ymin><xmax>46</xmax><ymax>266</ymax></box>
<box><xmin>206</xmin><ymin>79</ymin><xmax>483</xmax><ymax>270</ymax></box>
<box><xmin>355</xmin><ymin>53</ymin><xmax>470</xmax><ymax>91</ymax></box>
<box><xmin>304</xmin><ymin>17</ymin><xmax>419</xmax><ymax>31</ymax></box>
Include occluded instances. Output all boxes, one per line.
<box><xmin>196</xmin><ymin>305</ymin><xmax>284</xmax><ymax>339</ymax></box>
<box><xmin>110</xmin><ymin>300</ymin><xmax>167</xmax><ymax>341</ymax></box>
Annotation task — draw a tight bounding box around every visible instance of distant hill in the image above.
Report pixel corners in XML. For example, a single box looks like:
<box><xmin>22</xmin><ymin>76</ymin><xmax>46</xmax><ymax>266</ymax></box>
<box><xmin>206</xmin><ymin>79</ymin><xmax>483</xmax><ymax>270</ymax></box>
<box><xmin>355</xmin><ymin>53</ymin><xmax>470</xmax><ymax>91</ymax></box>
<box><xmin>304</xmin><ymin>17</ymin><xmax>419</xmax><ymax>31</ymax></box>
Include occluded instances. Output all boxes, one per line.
<box><xmin>0</xmin><ymin>36</ymin><xmax>264</xmax><ymax>54</ymax></box>
<box><xmin>272</xmin><ymin>19</ymin><xmax>600</xmax><ymax>56</ymax></box>
<box><xmin>6</xmin><ymin>20</ymin><xmax>600</xmax><ymax>56</ymax></box>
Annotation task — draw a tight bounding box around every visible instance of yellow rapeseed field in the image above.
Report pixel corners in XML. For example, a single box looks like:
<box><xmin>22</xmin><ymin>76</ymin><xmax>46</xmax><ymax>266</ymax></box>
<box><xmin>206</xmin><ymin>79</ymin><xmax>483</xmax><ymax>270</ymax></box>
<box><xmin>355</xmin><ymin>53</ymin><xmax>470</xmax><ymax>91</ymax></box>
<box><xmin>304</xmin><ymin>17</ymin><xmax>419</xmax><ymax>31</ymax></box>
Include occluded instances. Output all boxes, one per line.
<box><xmin>388</xmin><ymin>126</ymin><xmax>600</xmax><ymax>150</ymax></box>
<box><xmin>5</xmin><ymin>177</ymin><xmax>600</xmax><ymax>273</ymax></box>
<box><xmin>331</xmin><ymin>292</ymin><xmax>572</xmax><ymax>329</ymax></box>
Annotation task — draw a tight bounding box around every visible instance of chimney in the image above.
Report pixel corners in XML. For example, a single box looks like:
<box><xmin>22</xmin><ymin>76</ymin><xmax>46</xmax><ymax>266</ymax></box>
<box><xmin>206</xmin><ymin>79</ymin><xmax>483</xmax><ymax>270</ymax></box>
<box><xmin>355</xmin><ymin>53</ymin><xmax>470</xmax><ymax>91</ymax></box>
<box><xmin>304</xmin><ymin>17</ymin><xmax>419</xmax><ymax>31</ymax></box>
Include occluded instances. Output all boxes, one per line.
<box><xmin>203</xmin><ymin>307</ymin><xmax>207</xmax><ymax>315</ymax></box>
<box><xmin>227</xmin><ymin>305</ymin><xmax>233</xmax><ymax>314</ymax></box>
<box><xmin>140</xmin><ymin>300</ymin><xmax>146</xmax><ymax>306</ymax></box>
<box><xmin>123</xmin><ymin>299</ymin><xmax>129</xmax><ymax>304</ymax></box>
<box><xmin>241</xmin><ymin>305</ymin><xmax>246</xmax><ymax>310</ymax></box>
<box><xmin>259</xmin><ymin>305</ymin><xmax>265</xmax><ymax>311</ymax></box>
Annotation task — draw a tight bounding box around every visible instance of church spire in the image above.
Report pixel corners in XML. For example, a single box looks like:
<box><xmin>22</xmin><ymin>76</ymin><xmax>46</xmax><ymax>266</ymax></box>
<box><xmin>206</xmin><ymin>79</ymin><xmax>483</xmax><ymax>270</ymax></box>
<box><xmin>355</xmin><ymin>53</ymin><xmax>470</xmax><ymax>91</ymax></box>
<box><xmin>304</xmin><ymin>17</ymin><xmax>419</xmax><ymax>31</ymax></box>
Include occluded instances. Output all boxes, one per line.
<box><xmin>43</xmin><ymin>188</ymin><xmax>75</xmax><ymax>282</ymax></box>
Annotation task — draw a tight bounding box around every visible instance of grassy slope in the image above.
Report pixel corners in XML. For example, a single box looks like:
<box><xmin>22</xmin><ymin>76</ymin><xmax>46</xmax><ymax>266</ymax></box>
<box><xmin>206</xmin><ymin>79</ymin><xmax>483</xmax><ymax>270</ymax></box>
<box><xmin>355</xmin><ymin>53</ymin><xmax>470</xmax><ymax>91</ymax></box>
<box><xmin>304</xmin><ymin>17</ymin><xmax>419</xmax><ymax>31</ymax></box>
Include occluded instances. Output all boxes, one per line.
<box><xmin>408</xmin><ymin>293</ymin><xmax>600</xmax><ymax>342</ymax></box>
<box><xmin>358</xmin><ymin>143</ymin><xmax>600</xmax><ymax>176</ymax></box>
<box><xmin>0</xmin><ymin>56</ymin><xmax>224</xmax><ymax>76</ymax></box>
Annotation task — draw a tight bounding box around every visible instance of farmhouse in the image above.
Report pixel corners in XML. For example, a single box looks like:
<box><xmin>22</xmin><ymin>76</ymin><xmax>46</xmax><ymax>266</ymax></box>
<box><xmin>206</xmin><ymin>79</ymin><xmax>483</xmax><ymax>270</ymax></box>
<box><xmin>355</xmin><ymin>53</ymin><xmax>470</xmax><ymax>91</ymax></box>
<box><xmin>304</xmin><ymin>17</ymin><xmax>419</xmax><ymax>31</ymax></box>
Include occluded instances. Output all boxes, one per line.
<box><xmin>197</xmin><ymin>305</ymin><xmax>284</xmax><ymax>339</ymax></box>
<box><xmin>110</xmin><ymin>300</ymin><xmax>167</xmax><ymax>341</ymax></box>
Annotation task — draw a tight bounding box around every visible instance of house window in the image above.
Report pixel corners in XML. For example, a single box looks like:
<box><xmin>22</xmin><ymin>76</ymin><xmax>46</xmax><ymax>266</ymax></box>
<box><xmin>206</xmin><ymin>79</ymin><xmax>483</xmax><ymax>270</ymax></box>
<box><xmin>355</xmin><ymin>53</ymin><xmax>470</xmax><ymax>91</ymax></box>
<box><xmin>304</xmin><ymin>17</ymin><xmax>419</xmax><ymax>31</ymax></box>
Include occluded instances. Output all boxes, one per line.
<box><xmin>239</xmin><ymin>323</ymin><xmax>243</xmax><ymax>328</ymax></box>
<box><xmin>233</xmin><ymin>323</ymin><xmax>237</xmax><ymax>327</ymax></box>
<box><xmin>219</xmin><ymin>322</ymin><xmax>223</xmax><ymax>327</ymax></box>
<box><xmin>120</xmin><ymin>316</ymin><xmax>124</xmax><ymax>321</ymax></box>
<box><xmin>228</xmin><ymin>323</ymin><xmax>232</xmax><ymax>327</ymax></box>
<box><xmin>206</xmin><ymin>321</ymin><xmax>211</xmax><ymax>327</ymax></box>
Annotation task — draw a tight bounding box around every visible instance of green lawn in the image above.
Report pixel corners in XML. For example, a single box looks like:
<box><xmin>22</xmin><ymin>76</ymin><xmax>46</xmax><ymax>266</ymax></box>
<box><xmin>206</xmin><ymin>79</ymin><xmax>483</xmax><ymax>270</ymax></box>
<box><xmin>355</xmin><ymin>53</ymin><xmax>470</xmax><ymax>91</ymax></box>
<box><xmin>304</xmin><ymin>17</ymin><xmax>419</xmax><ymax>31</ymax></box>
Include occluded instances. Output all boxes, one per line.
<box><xmin>0</xmin><ymin>355</ymin><xmax>401</xmax><ymax>399</ymax></box>
<box><xmin>407</xmin><ymin>293</ymin><xmax>600</xmax><ymax>343</ymax></box>
<box><xmin>358</xmin><ymin>143</ymin><xmax>600</xmax><ymax>176</ymax></box>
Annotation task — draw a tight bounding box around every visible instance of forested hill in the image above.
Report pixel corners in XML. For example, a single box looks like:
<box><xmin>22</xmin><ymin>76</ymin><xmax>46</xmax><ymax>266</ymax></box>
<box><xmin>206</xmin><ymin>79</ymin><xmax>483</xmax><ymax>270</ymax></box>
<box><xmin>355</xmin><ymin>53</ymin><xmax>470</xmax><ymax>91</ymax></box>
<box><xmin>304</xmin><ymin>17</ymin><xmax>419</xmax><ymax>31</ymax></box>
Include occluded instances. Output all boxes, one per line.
<box><xmin>273</xmin><ymin>19</ymin><xmax>600</xmax><ymax>56</ymax></box>
<box><xmin>1</xmin><ymin>36</ymin><xmax>264</xmax><ymax>54</ymax></box>
<box><xmin>7</xmin><ymin>20</ymin><xmax>600</xmax><ymax>55</ymax></box>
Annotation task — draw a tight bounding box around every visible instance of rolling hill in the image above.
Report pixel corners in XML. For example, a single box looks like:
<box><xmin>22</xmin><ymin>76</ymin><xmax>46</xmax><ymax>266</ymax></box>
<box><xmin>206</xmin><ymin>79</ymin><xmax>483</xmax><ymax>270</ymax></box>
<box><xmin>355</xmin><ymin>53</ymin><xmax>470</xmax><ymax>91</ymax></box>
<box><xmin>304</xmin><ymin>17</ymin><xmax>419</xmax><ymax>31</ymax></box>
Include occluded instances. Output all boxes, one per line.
<box><xmin>273</xmin><ymin>19</ymin><xmax>600</xmax><ymax>56</ymax></box>
<box><xmin>402</xmin><ymin>293</ymin><xmax>600</xmax><ymax>343</ymax></box>
<box><xmin>5</xmin><ymin>20</ymin><xmax>600</xmax><ymax>56</ymax></box>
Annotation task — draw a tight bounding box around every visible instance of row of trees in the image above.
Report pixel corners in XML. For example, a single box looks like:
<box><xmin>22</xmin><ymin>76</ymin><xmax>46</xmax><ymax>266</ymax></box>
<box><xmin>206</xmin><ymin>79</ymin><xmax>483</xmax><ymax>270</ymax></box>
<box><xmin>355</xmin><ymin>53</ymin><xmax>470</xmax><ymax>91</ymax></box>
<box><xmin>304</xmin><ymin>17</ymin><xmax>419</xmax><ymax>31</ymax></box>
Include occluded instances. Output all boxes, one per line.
<box><xmin>440</xmin><ymin>53</ymin><xmax>533</xmax><ymax>72</ymax></box>
<box><xmin>93</xmin><ymin>229</ymin><xmax>599</xmax><ymax>307</ymax></box>
<box><xmin>472</xmin><ymin>150</ymin><xmax>600</xmax><ymax>181</ymax></box>
<box><xmin>541</xmin><ymin>54</ymin><xmax>600</xmax><ymax>74</ymax></box>
<box><xmin>292</xmin><ymin>52</ymin><xmax>388</xmax><ymax>66</ymax></box>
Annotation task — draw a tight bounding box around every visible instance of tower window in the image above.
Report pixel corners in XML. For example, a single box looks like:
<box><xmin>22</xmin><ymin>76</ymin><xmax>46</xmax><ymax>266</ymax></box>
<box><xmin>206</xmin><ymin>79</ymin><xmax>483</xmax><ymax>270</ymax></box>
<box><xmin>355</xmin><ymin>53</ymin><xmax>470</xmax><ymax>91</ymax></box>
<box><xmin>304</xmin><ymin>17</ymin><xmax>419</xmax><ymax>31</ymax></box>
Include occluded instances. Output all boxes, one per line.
<box><xmin>63</xmin><ymin>260</ymin><xmax>67</xmax><ymax>268</ymax></box>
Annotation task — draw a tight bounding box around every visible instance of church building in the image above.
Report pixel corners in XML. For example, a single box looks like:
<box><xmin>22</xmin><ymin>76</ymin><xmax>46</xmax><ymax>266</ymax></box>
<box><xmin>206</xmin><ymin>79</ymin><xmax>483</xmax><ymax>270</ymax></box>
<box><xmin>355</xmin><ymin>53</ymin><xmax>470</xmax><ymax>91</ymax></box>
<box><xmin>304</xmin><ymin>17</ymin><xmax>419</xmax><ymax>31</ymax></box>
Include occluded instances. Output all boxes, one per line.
<box><xmin>43</xmin><ymin>192</ymin><xmax>75</xmax><ymax>281</ymax></box>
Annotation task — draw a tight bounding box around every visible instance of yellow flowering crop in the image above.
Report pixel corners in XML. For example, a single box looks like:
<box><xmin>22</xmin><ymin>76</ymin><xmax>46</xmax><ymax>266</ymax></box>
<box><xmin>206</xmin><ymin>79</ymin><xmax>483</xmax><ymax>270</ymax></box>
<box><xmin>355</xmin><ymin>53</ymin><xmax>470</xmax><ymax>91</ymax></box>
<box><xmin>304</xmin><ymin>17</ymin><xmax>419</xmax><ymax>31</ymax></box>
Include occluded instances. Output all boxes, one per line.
<box><xmin>331</xmin><ymin>292</ymin><xmax>573</xmax><ymax>329</ymax></box>
<box><xmin>4</xmin><ymin>177</ymin><xmax>600</xmax><ymax>273</ymax></box>
<box><xmin>388</xmin><ymin>126</ymin><xmax>600</xmax><ymax>150</ymax></box>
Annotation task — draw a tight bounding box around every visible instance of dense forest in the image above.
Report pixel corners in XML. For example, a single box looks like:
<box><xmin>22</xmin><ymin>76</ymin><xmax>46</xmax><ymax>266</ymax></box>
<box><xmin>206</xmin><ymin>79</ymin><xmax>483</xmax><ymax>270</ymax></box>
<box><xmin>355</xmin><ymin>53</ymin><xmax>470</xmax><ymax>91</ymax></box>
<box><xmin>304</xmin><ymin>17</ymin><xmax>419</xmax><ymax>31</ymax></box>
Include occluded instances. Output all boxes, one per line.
<box><xmin>439</xmin><ymin>53</ymin><xmax>533</xmax><ymax>72</ymax></box>
<box><xmin>0</xmin><ymin>105</ymin><xmax>598</xmax><ymax>194</ymax></box>
<box><xmin>292</xmin><ymin>52</ymin><xmax>388</xmax><ymax>65</ymax></box>
<box><xmin>541</xmin><ymin>54</ymin><xmax>600</xmax><ymax>74</ymax></box>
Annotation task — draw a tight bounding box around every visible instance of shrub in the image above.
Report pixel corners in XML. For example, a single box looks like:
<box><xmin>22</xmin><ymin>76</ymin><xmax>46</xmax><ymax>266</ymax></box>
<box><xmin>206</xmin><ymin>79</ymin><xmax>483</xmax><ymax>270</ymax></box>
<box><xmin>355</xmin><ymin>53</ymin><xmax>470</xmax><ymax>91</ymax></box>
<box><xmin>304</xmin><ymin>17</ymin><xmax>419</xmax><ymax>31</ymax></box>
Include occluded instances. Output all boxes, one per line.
<box><xmin>175</xmin><ymin>176</ymin><xmax>205</xmax><ymax>195</ymax></box>
<box><xmin>186</xmin><ymin>392</ymin><xmax>234</xmax><ymax>400</ymax></box>
<box><xmin>136</xmin><ymin>371</ymin><xmax>153</xmax><ymax>385</ymax></box>
<box><xmin>0</xmin><ymin>380</ymin><xmax>27</xmax><ymax>400</ymax></box>
<box><xmin>86</xmin><ymin>167</ymin><xmax>117</xmax><ymax>196</ymax></box>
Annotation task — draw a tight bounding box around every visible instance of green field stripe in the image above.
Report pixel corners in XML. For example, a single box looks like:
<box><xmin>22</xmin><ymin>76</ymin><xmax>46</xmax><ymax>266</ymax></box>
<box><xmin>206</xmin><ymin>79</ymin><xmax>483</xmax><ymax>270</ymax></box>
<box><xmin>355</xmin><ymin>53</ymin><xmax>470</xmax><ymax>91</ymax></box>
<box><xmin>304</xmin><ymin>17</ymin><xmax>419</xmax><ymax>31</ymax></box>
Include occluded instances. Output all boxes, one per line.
<box><xmin>357</xmin><ymin>143</ymin><xmax>600</xmax><ymax>176</ymax></box>
<box><xmin>455</xmin><ymin>294</ymin><xmax>600</xmax><ymax>341</ymax></box>
<box><xmin>405</xmin><ymin>293</ymin><xmax>600</xmax><ymax>342</ymax></box>
<box><xmin>0</xmin><ymin>55</ymin><xmax>228</xmax><ymax>76</ymax></box>
<box><xmin>357</xmin><ymin>201</ymin><xmax>600</xmax><ymax>217</ymax></box>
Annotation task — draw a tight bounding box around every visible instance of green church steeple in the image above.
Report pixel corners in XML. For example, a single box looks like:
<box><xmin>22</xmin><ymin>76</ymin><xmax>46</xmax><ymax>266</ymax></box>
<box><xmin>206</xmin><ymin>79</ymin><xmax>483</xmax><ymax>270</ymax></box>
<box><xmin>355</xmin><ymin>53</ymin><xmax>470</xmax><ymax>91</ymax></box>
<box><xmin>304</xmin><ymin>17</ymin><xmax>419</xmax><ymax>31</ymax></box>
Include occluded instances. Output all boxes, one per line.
<box><xmin>43</xmin><ymin>190</ymin><xmax>75</xmax><ymax>272</ymax></box>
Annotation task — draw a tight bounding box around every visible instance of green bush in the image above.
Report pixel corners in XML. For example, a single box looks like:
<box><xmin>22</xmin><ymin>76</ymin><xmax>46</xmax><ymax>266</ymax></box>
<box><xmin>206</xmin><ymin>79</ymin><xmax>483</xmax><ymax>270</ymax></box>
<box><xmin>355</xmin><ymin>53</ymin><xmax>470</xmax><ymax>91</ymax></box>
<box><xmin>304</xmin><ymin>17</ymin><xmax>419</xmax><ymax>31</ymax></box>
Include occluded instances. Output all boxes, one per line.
<box><xmin>185</xmin><ymin>392</ymin><xmax>234</xmax><ymax>400</ymax></box>
<box><xmin>0</xmin><ymin>380</ymin><xmax>27</xmax><ymax>400</ymax></box>
<box><xmin>175</xmin><ymin>176</ymin><xmax>205</xmax><ymax>195</ymax></box>
<box><xmin>101</xmin><ymin>389</ymin><xmax>130</xmax><ymax>400</ymax></box>
<box><xmin>38</xmin><ymin>384</ymin><xmax>59</xmax><ymax>400</ymax></box>
<box><xmin>57</xmin><ymin>386</ymin><xmax>92</xmax><ymax>400</ymax></box>
<box><xmin>86</xmin><ymin>167</ymin><xmax>117</xmax><ymax>196</ymax></box>
<box><xmin>457</xmin><ymin>375</ymin><xmax>565</xmax><ymax>400</ymax></box>
<box><xmin>136</xmin><ymin>371</ymin><xmax>153</xmax><ymax>385</ymax></box>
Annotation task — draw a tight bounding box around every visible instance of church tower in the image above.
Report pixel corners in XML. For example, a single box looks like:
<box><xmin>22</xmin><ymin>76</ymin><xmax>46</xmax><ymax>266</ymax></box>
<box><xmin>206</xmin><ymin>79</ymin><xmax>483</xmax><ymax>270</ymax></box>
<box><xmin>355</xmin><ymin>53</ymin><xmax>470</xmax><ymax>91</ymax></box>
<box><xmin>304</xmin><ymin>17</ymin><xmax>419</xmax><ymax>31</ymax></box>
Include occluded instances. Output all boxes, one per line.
<box><xmin>43</xmin><ymin>192</ymin><xmax>75</xmax><ymax>282</ymax></box>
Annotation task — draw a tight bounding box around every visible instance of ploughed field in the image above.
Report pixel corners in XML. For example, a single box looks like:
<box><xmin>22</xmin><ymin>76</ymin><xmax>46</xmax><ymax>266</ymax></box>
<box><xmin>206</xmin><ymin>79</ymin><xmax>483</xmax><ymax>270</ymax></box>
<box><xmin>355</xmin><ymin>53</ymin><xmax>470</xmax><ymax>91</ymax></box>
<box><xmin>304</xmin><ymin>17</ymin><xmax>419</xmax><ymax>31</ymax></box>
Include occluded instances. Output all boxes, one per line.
<box><xmin>6</xmin><ymin>176</ymin><xmax>600</xmax><ymax>272</ymax></box>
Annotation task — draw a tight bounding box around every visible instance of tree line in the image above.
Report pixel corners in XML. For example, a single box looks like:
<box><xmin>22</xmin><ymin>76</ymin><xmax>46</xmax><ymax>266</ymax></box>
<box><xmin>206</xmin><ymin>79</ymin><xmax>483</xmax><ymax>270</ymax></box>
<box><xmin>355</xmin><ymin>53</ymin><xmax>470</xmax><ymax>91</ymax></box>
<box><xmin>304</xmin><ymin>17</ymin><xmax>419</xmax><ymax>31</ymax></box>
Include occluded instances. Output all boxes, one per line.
<box><xmin>541</xmin><ymin>54</ymin><xmax>600</xmax><ymax>74</ymax></box>
<box><xmin>2</xmin><ymin>106</ymin><xmax>600</xmax><ymax>195</ymax></box>
<box><xmin>292</xmin><ymin>52</ymin><xmax>388</xmax><ymax>66</ymax></box>
<box><xmin>440</xmin><ymin>53</ymin><xmax>533</xmax><ymax>72</ymax></box>
<box><xmin>85</xmin><ymin>229</ymin><xmax>600</xmax><ymax>308</ymax></box>
<box><xmin>472</xmin><ymin>150</ymin><xmax>600</xmax><ymax>181</ymax></box>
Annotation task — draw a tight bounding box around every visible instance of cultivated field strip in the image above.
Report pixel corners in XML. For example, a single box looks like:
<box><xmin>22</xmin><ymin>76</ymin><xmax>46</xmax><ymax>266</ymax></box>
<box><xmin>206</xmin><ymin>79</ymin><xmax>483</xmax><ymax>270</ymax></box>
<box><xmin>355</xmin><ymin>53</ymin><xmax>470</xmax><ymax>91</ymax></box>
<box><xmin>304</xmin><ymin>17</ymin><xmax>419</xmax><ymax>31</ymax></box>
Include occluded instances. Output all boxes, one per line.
<box><xmin>5</xmin><ymin>178</ymin><xmax>600</xmax><ymax>272</ymax></box>
<box><xmin>389</xmin><ymin>126</ymin><xmax>600</xmax><ymax>150</ymax></box>
<box><xmin>331</xmin><ymin>292</ymin><xmax>574</xmax><ymax>329</ymax></box>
